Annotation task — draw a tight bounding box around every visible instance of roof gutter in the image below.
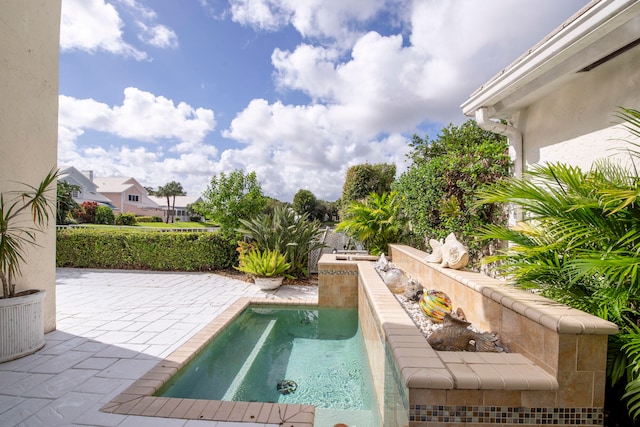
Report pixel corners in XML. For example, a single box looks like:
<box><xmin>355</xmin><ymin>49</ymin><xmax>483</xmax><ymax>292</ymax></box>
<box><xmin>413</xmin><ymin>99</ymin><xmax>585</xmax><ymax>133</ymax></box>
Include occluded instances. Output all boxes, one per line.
<box><xmin>475</xmin><ymin>107</ymin><xmax>523</xmax><ymax>179</ymax></box>
<box><xmin>476</xmin><ymin>107</ymin><xmax>523</xmax><ymax>224</ymax></box>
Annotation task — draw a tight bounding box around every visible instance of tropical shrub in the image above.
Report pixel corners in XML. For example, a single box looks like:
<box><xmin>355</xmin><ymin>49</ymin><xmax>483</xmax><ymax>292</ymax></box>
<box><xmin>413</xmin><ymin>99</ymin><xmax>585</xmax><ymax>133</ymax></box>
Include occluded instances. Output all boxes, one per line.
<box><xmin>341</xmin><ymin>163</ymin><xmax>396</xmax><ymax>217</ymax></box>
<box><xmin>74</xmin><ymin>201</ymin><xmax>98</xmax><ymax>223</ymax></box>
<box><xmin>394</xmin><ymin>120</ymin><xmax>511</xmax><ymax>264</ymax></box>
<box><xmin>237</xmin><ymin>206</ymin><xmax>324</xmax><ymax>277</ymax></box>
<box><xmin>336</xmin><ymin>191</ymin><xmax>408</xmax><ymax>256</ymax></box>
<box><xmin>94</xmin><ymin>206</ymin><xmax>115</xmax><ymax>225</ymax></box>
<box><xmin>56</xmin><ymin>181</ymin><xmax>79</xmax><ymax>225</ymax></box>
<box><xmin>235</xmin><ymin>247</ymin><xmax>293</xmax><ymax>278</ymax></box>
<box><xmin>474</xmin><ymin>107</ymin><xmax>640</xmax><ymax>424</ymax></box>
<box><xmin>1</xmin><ymin>168</ymin><xmax>57</xmax><ymax>297</ymax></box>
<box><xmin>56</xmin><ymin>228</ymin><xmax>237</xmax><ymax>270</ymax></box>
<box><xmin>115</xmin><ymin>212</ymin><xmax>136</xmax><ymax>226</ymax></box>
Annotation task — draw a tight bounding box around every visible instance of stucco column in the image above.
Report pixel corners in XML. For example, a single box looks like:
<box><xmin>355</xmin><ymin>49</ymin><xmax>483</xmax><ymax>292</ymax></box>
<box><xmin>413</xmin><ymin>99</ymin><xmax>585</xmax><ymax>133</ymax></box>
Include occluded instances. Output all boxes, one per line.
<box><xmin>0</xmin><ymin>0</ymin><xmax>62</xmax><ymax>332</ymax></box>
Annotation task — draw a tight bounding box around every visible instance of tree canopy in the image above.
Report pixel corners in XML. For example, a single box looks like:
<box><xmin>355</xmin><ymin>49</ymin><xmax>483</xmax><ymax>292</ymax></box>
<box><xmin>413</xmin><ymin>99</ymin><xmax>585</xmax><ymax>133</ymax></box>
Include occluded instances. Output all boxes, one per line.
<box><xmin>341</xmin><ymin>163</ymin><xmax>396</xmax><ymax>212</ymax></box>
<box><xmin>393</xmin><ymin>120</ymin><xmax>511</xmax><ymax>261</ymax></box>
<box><xmin>156</xmin><ymin>181</ymin><xmax>186</xmax><ymax>223</ymax></box>
<box><xmin>292</xmin><ymin>189</ymin><xmax>317</xmax><ymax>218</ymax></box>
<box><xmin>194</xmin><ymin>170</ymin><xmax>265</xmax><ymax>236</ymax></box>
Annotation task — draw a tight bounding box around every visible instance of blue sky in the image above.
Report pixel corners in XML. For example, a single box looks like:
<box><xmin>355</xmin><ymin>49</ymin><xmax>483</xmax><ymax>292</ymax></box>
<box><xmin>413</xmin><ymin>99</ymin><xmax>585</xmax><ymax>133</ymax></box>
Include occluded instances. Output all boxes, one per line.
<box><xmin>59</xmin><ymin>0</ymin><xmax>589</xmax><ymax>202</ymax></box>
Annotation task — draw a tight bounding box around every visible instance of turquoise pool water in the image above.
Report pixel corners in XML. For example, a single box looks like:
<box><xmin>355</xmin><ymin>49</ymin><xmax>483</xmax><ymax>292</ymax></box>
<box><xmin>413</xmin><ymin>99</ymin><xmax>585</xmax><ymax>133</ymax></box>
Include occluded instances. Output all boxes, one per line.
<box><xmin>156</xmin><ymin>306</ymin><xmax>380</xmax><ymax>426</ymax></box>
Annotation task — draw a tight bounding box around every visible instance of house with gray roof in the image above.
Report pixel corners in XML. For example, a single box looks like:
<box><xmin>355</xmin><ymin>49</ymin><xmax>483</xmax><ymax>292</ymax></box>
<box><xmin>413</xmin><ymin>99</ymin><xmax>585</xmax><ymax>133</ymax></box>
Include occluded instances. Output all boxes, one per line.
<box><xmin>58</xmin><ymin>166</ymin><xmax>114</xmax><ymax>208</ymax></box>
<box><xmin>93</xmin><ymin>176</ymin><xmax>159</xmax><ymax>215</ymax></box>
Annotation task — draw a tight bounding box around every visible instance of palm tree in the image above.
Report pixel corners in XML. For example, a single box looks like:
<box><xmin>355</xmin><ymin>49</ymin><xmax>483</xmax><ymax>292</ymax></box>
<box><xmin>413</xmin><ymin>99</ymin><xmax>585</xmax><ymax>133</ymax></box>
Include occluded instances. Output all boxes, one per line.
<box><xmin>156</xmin><ymin>181</ymin><xmax>186</xmax><ymax>223</ymax></box>
<box><xmin>336</xmin><ymin>191</ymin><xmax>408</xmax><ymax>255</ymax></box>
<box><xmin>474</xmin><ymin>107</ymin><xmax>640</xmax><ymax>423</ymax></box>
<box><xmin>1</xmin><ymin>169</ymin><xmax>57</xmax><ymax>298</ymax></box>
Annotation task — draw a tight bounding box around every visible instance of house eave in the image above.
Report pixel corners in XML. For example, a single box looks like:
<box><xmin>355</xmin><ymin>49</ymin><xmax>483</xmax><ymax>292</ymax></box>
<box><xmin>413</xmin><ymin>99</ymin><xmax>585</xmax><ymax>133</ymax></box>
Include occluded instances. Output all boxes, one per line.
<box><xmin>460</xmin><ymin>0</ymin><xmax>640</xmax><ymax>119</ymax></box>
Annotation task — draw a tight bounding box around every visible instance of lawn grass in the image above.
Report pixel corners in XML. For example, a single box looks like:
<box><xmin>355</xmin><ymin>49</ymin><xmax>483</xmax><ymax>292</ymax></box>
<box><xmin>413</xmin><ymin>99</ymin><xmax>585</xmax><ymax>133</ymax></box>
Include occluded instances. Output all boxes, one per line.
<box><xmin>135</xmin><ymin>221</ymin><xmax>218</xmax><ymax>229</ymax></box>
<box><xmin>60</xmin><ymin>221</ymin><xmax>218</xmax><ymax>230</ymax></box>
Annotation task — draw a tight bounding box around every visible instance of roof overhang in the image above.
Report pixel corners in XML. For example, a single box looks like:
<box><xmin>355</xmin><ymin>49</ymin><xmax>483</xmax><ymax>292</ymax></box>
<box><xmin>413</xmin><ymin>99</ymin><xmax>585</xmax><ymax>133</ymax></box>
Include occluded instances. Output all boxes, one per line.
<box><xmin>461</xmin><ymin>0</ymin><xmax>640</xmax><ymax>119</ymax></box>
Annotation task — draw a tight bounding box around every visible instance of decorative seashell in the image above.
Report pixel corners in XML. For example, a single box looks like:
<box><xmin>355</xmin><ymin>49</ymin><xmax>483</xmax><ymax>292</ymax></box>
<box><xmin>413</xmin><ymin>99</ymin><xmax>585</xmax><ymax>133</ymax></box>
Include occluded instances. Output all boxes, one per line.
<box><xmin>425</xmin><ymin>238</ymin><xmax>443</xmax><ymax>263</ymax></box>
<box><xmin>441</xmin><ymin>233</ymin><xmax>469</xmax><ymax>270</ymax></box>
<box><xmin>420</xmin><ymin>290</ymin><xmax>452</xmax><ymax>322</ymax></box>
<box><xmin>425</xmin><ymin>233</ymin><xmax>469</xmax><ymax>270</ymax></box>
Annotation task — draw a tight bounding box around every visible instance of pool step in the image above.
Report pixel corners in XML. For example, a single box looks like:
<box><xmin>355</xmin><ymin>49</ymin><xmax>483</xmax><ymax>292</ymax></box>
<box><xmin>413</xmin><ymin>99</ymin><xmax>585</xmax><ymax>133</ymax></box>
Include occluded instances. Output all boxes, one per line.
<box><xmin>222</xmin><ymin>319</ymin><xmax>277</xmax><ymax>401</ymax></box>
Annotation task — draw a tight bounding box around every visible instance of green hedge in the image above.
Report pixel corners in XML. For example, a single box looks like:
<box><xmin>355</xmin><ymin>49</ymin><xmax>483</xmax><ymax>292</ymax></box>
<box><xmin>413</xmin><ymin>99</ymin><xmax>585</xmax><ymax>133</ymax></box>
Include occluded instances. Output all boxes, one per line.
<box><xmin>57</xmin><ymin>228</ymin><xmax>238</xmax><ymax>271</ymax></box>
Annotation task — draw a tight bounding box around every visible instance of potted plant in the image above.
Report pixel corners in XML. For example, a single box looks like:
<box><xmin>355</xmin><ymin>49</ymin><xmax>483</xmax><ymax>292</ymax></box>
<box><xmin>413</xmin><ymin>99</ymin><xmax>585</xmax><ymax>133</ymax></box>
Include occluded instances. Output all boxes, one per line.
<box><xmin>235</xmin><ymin>247</ymin><xmax>293</xmax><ymax>290</ymax></box>
<box><xmin>0</xmin><ymin>169</ymin><xmax>57</xmax><ymax>362</ymax></box>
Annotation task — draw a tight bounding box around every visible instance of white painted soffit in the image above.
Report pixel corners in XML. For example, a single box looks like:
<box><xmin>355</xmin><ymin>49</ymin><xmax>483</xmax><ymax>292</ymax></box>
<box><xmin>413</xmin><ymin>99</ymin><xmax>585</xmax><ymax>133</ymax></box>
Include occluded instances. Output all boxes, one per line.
<box><xmin>460</xmin><ymin>0</ymin><xmax>640</xmax><ymax>119</ymax></box>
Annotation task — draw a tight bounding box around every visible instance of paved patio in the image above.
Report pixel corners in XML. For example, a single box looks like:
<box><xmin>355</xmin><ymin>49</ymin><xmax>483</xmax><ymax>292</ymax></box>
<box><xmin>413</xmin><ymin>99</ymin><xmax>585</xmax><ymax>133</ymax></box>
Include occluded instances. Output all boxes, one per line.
<box><xmin>0</xmin><ymin>268</ymin><xmax>318</xmax><ymax>427</ymax></box>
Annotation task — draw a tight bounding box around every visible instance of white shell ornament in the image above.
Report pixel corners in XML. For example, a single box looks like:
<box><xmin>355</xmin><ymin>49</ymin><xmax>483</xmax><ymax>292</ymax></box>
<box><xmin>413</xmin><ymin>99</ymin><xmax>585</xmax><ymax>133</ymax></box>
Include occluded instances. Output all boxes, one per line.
<box><xmin>425</xmin><ymin>233</ymin><xmax>469</xmax><ymax>270</ymax></box>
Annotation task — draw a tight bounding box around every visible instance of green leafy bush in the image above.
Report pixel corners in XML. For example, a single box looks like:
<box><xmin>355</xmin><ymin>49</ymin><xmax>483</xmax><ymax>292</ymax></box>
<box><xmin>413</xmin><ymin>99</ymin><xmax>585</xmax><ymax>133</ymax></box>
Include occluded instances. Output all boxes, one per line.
<box><xmin>94</xmin><ymin>206</ymin><xmax>115</xmax><ymax>225</ymax></box>
<box><xmin>115</xmin><ymin>212</ymin><xmax>137</xmax><ymax>226</ymax></box>
<box><xmin>56</xmin><ymin>228</ymin><xmax>238</xmax><ymax>271</ymax></box>
<box><xmin>394</xmin><ymin>121</ymin><xmax>511</xmax><ymax>264</ymax></box>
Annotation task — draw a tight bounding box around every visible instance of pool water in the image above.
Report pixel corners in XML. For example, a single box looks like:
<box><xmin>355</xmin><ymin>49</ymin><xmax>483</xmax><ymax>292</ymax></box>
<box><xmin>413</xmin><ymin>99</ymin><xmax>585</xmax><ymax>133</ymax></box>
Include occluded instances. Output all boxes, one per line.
<box><xmin>156</xmin><ymin>306</ymin><xmax>380</xmax><ymax>426</ymax></box>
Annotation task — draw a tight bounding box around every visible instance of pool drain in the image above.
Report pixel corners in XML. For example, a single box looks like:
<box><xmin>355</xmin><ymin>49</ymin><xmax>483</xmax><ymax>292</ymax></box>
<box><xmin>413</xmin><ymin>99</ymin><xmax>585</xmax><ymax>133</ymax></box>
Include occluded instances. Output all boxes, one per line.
<box><xmin>276</xmin><ymin>379</ymin><xmax>297</xmax><ymax>395</ymax></box>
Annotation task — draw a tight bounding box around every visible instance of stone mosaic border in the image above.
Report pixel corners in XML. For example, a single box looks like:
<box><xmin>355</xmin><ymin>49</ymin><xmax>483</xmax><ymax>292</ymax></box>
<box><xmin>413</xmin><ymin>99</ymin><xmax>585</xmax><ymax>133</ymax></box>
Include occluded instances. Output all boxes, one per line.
<box><xmin>409</xmin><ymin>404</ymin><xmax>604</xmax><ymax>425</ymax></box>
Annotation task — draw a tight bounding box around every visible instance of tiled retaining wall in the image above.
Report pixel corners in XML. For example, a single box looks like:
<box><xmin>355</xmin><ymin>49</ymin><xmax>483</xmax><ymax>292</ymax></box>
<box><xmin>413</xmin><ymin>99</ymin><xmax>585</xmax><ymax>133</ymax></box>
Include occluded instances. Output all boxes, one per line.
<box><xmin>318</xmin><ymin>247</ymin><xmax>619</xmax><ymax>427</ymax></box>
<box><xmin>317</xmin><ymin>254</ymin><xmax>377</xmax><ymax>307</ymax></box>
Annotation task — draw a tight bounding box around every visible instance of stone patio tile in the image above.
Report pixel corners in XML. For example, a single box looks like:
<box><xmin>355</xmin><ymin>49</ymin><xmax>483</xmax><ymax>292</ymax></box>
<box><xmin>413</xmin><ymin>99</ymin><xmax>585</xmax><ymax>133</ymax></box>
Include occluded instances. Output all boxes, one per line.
<box><xmin>28</xmin><ymin>350</ymin><xmax>93</xmax><ymax>374</ymax></box>
<box><xmin>0</xmin><ymin>394</ymin><xmax>24</xmax><ymax>414</ymax></box>
<box><xmin>0</xmin><ymin>397</ymin><xmax>51</xmax><ymax>426</ymax></box>
<box><xmin>96</xmin><ymin>358</ymin><xmax>159</xmax><ymax>380</ymax></box>
<box><xmin>22</xmin><ymin>369</ymin><xmax>98</xmax><ymax>399</ymax></box>
<box><xmin>73</xmin><ymin>403</ymin><xmax>128</xmax><ymax>426</ymax></box>
<box><xmin>1</xmin><ymin>373</ymin><xmax>55</xmax><ymax>395</ymax></box>
<box><xmin>20</xmin><ymin>391</ymin><xmax>103</xmax><ymax>426</ymax></box>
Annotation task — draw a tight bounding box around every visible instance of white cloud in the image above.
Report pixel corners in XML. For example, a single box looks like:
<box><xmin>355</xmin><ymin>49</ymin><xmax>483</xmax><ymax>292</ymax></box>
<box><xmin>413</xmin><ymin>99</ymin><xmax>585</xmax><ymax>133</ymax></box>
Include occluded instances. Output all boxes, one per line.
<box><xmin>60</xmin><ymin>0</ymin><xmax>179</xmax><ymax>58</ymax></box>
<box><xmin>60</xmin><ymin>0</ymin><xmax>147</xmax><ymax>60</ymax></box>
<box><xmin>60</xmin><ymin>0</ymin><xmax>590</xmax><ymax>202</ymax></box>
<box><xmin>229</xmin><ymin>0</ymin><xmax>399</xmax><ymax>45</ymax></box>
<box><xmin>60</xmin><ymin>88</ymin><xmax>216</xmax><ymax>144</ymax></box>
<box><xmin>220</xmin><ymin>99</ymin><xmax>411</xmax><ymax>201</ymax></box>
<box><xmin>58</xmin><ymin>89</ymin><xmax>219</xmax><ymax>193</ymax></box>
<box><xmin>136</xmin><ymin>23</ymin><xmax>178</xmax><ymax>49</ymax></box>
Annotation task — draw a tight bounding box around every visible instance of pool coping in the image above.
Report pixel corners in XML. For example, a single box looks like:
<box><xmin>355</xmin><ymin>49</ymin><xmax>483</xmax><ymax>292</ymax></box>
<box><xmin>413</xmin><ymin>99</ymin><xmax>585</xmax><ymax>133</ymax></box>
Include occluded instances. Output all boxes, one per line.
<box><xmin>100</xmin><ymin>297</ymin><xmax>317</xmax><ymax>426</ymax></box>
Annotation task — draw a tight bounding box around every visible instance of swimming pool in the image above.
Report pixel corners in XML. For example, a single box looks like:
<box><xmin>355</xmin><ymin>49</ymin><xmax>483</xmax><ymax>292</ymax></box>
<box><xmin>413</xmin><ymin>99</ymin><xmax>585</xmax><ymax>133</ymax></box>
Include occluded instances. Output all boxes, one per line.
<box><xmin>155</xmin><ymin>305</ymin><xmax>381</xmax><ymax>426</ymax></box>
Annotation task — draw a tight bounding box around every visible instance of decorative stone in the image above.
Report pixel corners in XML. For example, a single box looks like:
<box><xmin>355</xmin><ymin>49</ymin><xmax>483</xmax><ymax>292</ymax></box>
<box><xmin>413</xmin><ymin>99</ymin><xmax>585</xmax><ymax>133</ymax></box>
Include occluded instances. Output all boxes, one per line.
<box><xmin>383</xmin><ymin>268</ymin><xmax>406</xmax><ymax>294</ymax></box>
<box><xmin>374</xmin><ymin>253</ymin><xmax>390</xmax><ymax>272</ymax></box>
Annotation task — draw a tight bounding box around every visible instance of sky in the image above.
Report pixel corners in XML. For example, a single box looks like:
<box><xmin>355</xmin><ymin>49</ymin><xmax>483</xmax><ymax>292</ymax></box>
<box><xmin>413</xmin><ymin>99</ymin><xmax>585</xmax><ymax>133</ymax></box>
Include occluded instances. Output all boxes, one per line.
<box><xmin>58</xmin><ymin>0</ymin><xmax>590</xmax><ymax>203</ymax></box>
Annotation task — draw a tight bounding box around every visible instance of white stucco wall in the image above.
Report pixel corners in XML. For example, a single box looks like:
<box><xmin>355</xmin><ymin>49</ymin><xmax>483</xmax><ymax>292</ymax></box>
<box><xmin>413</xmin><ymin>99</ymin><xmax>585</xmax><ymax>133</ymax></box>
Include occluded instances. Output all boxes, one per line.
<box><xmin>515</xmin><ymin>44</ymin><xmax>640</xmax><ymax>172</ymax></box>
<box><xmin>0</xmin><ymin>1</ymin><xmax>62</xmax><ymax>332</ymax></box>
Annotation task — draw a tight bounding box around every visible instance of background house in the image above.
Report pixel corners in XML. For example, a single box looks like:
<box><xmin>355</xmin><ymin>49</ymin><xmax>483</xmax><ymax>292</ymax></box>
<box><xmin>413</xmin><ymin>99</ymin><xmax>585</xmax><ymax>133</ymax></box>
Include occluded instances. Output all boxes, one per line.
<box><xmin>94</xmin><ymin>177</ymin><xmax>159</xmax><ymax>216</ymax></box>
<box><xmin>461</xmin><ymin>0</ymin><xmax>640</xmax><ymax>183</ymax></box>
<box><xmin>148</xmin><ymin>195</ymin><xmax>203</xmax><ymax>222</ymax></box>
<box><xmin>58</xmin><ymin>166</ymin><xmax>114</xmax><ymax>207</ymax></box>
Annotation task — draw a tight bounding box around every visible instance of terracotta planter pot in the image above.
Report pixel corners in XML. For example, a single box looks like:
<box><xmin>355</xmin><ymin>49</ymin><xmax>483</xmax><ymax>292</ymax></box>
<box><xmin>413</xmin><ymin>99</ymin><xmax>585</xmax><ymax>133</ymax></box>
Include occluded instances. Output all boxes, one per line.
<box><xmin>0</xmin><ymin>289</ymin><xmax>46</xmax><ymax>363</ymax></box>
<box><xmin>254</xmin><ymin>276</ymin><xmax>284</xmax><ymax>290</ymax></box>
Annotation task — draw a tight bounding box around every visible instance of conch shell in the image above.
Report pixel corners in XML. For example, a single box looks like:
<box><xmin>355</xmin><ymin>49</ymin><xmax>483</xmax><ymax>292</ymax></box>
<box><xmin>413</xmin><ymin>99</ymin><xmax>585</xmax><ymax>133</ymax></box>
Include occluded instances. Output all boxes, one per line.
<box><xmin>425</xmin><ymin>233</ymin><xmax>469</xmax><ymax>270</ymax></box>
